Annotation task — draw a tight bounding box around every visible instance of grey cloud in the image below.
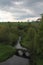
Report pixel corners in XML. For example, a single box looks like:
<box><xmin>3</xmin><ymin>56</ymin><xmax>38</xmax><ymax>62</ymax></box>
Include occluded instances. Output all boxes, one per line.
<box><xmin>16</xmin><ymin>15</ymin><xmax>35</xmax><ymax>20</ymax></box>
<box><xmin>0</xmin><ymin>0</ymin><xmax>12</xmax><ymax>7</ymax></box>
<box><xmin>0</xmin><ymin>0</ymin><xmax>43</xmax><ymax>20</ymax></box>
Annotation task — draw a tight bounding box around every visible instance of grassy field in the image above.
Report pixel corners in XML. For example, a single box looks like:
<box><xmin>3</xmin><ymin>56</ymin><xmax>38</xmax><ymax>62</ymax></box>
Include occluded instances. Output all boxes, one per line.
<box><xmin>0</xmin><ymin>44</ymin><xmax>16</xmax><ymax>62</ymax></box>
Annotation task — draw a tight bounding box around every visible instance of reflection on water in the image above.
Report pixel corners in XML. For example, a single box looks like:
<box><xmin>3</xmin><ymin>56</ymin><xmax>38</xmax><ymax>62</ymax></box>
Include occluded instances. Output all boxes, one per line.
<box><xmin>18</xmin><ymin>50</ymin><xmax>23</xmax><ymax>56</ymax></box>
<box><xmin>15</xmin><ymin>36</ymin><xmax>22</xmax><ymax>49</ymax></box>
<box><xmin>15</xmin><ymin>36</ymin><xmax>27</xmax><ymax>50</ymax></box>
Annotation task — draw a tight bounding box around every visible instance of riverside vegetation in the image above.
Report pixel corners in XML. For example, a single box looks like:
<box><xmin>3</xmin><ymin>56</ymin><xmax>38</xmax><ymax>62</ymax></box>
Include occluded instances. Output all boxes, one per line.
<box><xmin>0</xmin><ymin>14</ymin><xmax>43</xmax><ymax>65</ymax></box>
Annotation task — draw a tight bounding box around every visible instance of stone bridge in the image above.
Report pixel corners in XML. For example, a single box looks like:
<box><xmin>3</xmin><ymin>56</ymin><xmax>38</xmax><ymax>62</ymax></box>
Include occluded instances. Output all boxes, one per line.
<box><xmin>15</xmin><ymin>49</ymin><xmax>30</xmax><ymax>59</ymax></box>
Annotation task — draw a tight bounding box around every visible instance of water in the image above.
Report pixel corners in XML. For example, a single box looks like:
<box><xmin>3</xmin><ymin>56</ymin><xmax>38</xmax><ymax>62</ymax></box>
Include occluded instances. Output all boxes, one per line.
<box><xmin>0</xmin><ymin>36</ymin><xmax>29</xmax><ymax>65</ymax></box>
<box><xmin>15</xmin><ymin>36</ymin><xmax>27</xmax><ymax>50</ymax></box>
<box><xmin>0</xmin><ymin>55</ymin><xmax>29</xmax><ymax>65</ymax></box>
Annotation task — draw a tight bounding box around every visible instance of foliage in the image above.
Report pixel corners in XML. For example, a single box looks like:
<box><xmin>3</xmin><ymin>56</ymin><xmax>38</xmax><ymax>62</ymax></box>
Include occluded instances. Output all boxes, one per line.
<box><xmin>0</xmin><ymin>15</ymin><xmax>43</xmax><ymax>64</ymax></box>
<box><xmin>0</xmin><ymin>44</ymin><xmax>16</xmax><ymax>62</ymax></box>
<box><xmin>37</xmin><ymin>14</ymin><xmax>43</xmax><ymax>58</ymax></box>
<box><xmin>0</xmin><ymin>22</ymin><xmax>19</xmax><ymax>45</ymax></box>
<box><xmin>20</xmin><ymin>14</ymin><xmax>43</xmax><ymax>65</ymax></box>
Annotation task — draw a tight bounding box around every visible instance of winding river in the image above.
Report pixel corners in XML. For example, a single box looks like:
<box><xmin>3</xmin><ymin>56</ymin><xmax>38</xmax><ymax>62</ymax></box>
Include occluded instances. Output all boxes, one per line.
<box><xmin>0</xmin><ymin>37</ymin><xmax>29</xmax><ymax>65</ymax></box>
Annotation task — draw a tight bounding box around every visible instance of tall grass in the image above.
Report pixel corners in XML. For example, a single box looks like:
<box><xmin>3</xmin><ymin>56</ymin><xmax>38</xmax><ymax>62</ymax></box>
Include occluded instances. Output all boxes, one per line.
<box><xmin>0</xmin><ymin>44</ymin><xmax>16</xmax><ymax>62</ymax></box>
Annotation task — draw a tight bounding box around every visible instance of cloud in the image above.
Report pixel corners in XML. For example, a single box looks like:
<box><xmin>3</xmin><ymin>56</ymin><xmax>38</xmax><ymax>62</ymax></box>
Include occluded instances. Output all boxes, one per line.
<box><xmin>0</xmin><ymin>0</ymin><xmax>43</xmax><ymax>22</ymax></box>
<box><xmin>12</xmin><ymin>1</ymin><xmax>23</xmax><ymax>6</ymax></box>
<box><xmin>0</xmin><ymin>9</ymin><xmax>16</xmax><ymax>22</ymax></box>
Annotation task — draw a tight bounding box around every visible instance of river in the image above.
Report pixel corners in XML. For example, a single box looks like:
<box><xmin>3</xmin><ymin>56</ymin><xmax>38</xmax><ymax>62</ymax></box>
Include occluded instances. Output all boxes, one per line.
<box><xmin>0</xmin><ymin>36</ymin><xmax>29</xmax><ymax>65</ymax></box>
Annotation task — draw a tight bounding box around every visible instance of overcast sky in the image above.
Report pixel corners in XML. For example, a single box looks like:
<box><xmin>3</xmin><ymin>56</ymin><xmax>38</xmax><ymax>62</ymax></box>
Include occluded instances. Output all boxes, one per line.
<box><xmin>0</xmin><ymin>0</ymin><xmax>43</xmax><ymax>22</ymax></box>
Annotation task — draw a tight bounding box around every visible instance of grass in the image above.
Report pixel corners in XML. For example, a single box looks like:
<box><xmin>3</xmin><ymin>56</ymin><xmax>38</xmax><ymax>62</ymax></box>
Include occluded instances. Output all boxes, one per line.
<box><xmin>37</xmin><ymin>58</ymin><xmax>43</xmax><ymax>65</ymax></box>
<box><xmin>0</xmin><ymin>44</ymin><xmax>16</xmax><ymax>62</ymax></box>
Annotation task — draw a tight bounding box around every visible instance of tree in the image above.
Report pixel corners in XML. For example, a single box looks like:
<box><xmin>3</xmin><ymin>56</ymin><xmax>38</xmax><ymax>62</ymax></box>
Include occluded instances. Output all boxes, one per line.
<box><xmin>0</xmin><ymin>25</ymin><xmax>9</xmax><ymax>43</ymax></box>
<box><xmin>37</xmin><ymin>14</ymin><xmax>43</xmax><ymax>58</ymax></box>
<box><xmin>21</xmin><ymin>26</ymin><xmax>38</xmax><ymax>65</ymax></box>
<box><xmin>0</xmin><ymin>22</ymin><xmax>19</xmax><ymax>46</ymax></box>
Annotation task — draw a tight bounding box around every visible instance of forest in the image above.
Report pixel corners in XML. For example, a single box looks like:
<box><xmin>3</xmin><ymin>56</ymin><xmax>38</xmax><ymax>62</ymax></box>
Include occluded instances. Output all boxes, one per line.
<box><xmin>0</xmin><ymin>14</ymin><xmax>43</xmax><ymax>65</ymax></box>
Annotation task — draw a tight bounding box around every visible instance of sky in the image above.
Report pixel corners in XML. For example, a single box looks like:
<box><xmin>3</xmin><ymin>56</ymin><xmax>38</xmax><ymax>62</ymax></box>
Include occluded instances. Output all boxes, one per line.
<box><xmin>0</xmin><ymin>0</ymin><xmax>43</xmax><ymax>22</ymax></box>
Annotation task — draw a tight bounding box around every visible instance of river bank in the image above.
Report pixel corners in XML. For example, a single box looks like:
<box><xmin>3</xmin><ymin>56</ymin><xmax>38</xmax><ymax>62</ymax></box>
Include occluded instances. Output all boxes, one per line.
<box><xmin>0</xmin><ymin>44</ymin><xmax>16</xmax><ymax>62</ymax></box>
